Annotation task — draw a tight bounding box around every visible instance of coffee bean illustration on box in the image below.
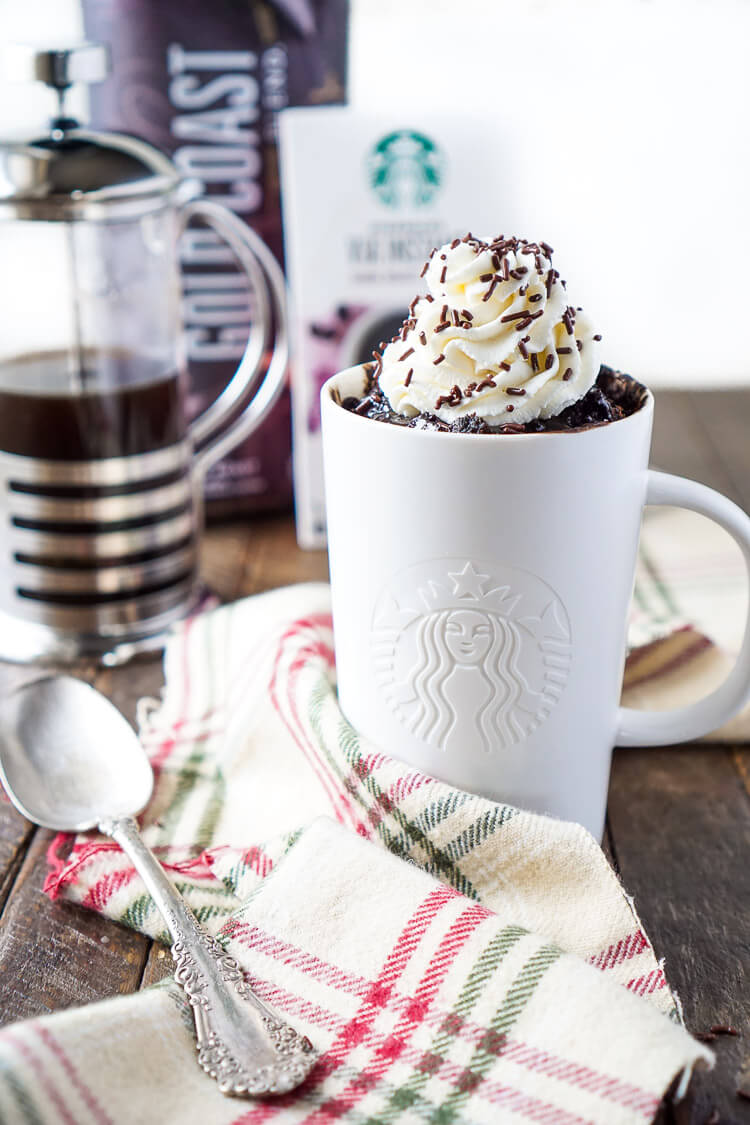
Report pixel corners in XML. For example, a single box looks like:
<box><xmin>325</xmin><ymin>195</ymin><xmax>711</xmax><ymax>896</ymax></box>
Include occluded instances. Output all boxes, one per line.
<box><xmin>372</xmin><ymin>560</ymin><xmax>572</xmax><ymax>753</ymax></box>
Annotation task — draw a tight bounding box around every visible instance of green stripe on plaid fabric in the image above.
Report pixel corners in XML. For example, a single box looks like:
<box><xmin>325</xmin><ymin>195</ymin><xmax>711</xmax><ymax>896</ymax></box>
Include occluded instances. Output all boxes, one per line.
<box><xmin>305</xmin><ymin>674</ymin><xmax>486</xmax><ymax>898</ymax></box>
<box><xmin>121</xmin><ymin>878</ymin><xmax>231</xmax><ymax>941</ymax></box>
<box><xmin>333</xmin><ymin>713</ymin><xmax>481</xmax><ymax>900</ymax></box>
<box><xmin>413</xmin><ymin>791</ymin><xmax>474</xmax><ymax>833</ymax></box>
<box><xmin>441</xmin><ymin>805</ymin><xmax>519</xmax><ymax>862</ymax></box>
<box><xmin>430</xmin><ymin>943</ymin><xmax>563</xmax><ymax>1125</ymax></box>
<box><xmin>151</xmin><ymin>765</ymin><xmax>225</xmax><ymax>850</ymax></box>
<box><xmin>0</xmin><ymin>1060</ymin><xmax>45</xmax><ymax>1125</ymax></box>
<box><xmin>637</xmin><ymin>546</ymin><xmax>681</xmax><ymax>622</ymax></box>
<box><xmin>364</xmin><ymin>925</ymin><xmax>528</xmax><ymax>1125</ymax></box>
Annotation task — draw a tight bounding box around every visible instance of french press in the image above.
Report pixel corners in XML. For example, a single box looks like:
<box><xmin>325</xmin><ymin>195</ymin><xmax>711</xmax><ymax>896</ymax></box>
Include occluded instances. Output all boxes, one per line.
<box><xmin>0</xmin><ymin>44</ymin><xmax>287</xmax><ymax>663</ymax></box>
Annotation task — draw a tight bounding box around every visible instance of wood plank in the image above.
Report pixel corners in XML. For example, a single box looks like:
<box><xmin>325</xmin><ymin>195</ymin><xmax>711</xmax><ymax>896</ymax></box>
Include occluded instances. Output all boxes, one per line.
<box><xmin>0</xmin><ymin>829</ymin><xmax>149</xmax><ymax>1026</ymax></box>
<box><xmin>608</xmin><ymin>745</ymin><xmax>750</xmax><ymax>1124</ymax></box>
<box><xmin>691</xmin><ymin>390</ymin><xmax>750</xmax><ymax>514</ymax></box>
<box><xmin>201</xmin><ymin>523</ymin><xmax>259</xmax><ymax>601</ymax></box>
<box><xmin>139</xmin><ymin>941</ymin><xmax>174</xmax><ymax>990</ymax></box>
<box><xmin>0</xmin><ymin>806</ymin><xmax>33</xmax><ymax>918</ymax></box>
<box><xmin>649</xmin><ymin>390</ymin><xmax>739</xmax><ymax>503</ymax></box>
<box><xmin>238</xmin><ymin>512</ymin><xmax>328</xmax><ymax>596</ymax></box>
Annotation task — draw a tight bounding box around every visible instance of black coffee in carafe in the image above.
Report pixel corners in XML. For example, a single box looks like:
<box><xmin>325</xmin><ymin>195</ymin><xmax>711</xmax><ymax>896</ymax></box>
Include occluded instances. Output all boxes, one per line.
<box><xmin>0</xmin><ymin>351</ymin><xmax>186</xmax><ymax>461</ymax></box>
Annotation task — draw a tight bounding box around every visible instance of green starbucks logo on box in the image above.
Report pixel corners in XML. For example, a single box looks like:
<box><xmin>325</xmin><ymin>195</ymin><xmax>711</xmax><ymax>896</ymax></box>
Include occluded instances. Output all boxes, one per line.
<box><xmin>367</xmin><ymin>130</ymin><xmax>445</xmax><ymax>208</ymax></box>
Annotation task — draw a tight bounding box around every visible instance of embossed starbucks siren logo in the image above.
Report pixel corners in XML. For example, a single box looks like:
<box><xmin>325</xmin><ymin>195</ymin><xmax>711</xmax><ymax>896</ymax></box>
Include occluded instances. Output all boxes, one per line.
<box><xmin>366</xmin><ymin>130</ymin><xmax>445</xmax><ymax>208</ymax></box>
<box><xmin>372</xmin><ymin>560</ymin><xmax>572</xmax><ymax>754</ymax></box>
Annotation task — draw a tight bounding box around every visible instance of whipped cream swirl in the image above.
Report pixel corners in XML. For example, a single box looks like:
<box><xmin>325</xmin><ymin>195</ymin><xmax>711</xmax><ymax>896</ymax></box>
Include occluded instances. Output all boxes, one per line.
<box><xmin>378</xmin><ymin>235</ymin><xmax>602</xmax><ymax>426</ymax></box>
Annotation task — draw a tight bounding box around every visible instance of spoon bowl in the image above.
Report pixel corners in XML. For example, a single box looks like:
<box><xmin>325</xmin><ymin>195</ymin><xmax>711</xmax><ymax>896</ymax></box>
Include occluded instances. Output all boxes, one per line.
<box><xmin>0</xmin><ymin>676</ymin><xmax>153</xmax><ymax>832</ymax></box>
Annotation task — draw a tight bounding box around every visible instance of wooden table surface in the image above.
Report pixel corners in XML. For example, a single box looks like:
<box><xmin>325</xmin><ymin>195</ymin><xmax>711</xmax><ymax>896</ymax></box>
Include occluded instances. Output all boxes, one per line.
<box><xmin>0</xmin><ymin>389</ymin><xmax>749</xmax><ymax>1124</ymax></box>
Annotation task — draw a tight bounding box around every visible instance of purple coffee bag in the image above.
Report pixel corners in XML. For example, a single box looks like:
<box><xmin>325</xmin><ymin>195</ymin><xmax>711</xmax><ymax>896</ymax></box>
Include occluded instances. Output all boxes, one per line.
<box><xmin>83</xmin><ymin>0</ymin><xmax>349</xmax><ymax>516</ymax></box>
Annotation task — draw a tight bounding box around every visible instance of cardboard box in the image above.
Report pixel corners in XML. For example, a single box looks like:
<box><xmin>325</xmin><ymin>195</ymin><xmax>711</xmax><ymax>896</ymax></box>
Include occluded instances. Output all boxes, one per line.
<box><xmin>280</xmin><ymin>107</ymin><xmax>508</xmax><ymax>546</ymax></box>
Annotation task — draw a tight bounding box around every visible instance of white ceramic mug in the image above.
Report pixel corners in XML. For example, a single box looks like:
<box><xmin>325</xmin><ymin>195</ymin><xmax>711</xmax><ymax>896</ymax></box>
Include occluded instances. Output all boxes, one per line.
<box><xmin>321</xmin><ymin>364</ymin><xmax>750</xmax><ymax>839</ymax></box>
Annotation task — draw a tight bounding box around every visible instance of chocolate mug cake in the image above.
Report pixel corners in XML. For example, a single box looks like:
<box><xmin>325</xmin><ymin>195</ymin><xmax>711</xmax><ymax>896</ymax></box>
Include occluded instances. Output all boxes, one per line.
<box><xmin>342</xmin><ymin>234</ymin><xmax>646</xmax><ymax>433</ymax></box>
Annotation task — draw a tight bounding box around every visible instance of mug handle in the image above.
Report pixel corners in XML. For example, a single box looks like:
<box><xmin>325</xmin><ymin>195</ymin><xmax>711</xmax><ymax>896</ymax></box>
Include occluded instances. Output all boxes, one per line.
<box><xmin>176</xmin><ymin>199</ymin><xmax>288</xmax><ymax>473</ymax></box>
<box><xmin>617</xmin><ymin>469</ymin><xmax>750</xmax><ymax>746</ymax></box>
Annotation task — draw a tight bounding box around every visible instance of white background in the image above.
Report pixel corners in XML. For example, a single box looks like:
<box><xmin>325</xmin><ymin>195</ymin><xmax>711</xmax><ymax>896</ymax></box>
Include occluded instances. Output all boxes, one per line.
<box><xmin>2</xmin><ymin>0</ymin><xmax>749</xmax><ymax>387</ymax></box>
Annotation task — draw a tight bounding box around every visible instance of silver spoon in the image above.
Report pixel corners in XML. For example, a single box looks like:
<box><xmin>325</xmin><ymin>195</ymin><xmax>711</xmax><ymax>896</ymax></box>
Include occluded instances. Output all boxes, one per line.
<box><xmin>0</xmin><ymin>675</ymin><xmax>317</xmax><ymax>1097</ymax></box>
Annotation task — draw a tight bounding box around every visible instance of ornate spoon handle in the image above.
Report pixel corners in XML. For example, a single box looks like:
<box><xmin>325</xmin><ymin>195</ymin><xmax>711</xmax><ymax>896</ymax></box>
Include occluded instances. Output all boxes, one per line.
<box><xmin>100</xmin><ymin>816</ymin><xmax>317</xmax><ymax>1096</ymax></box>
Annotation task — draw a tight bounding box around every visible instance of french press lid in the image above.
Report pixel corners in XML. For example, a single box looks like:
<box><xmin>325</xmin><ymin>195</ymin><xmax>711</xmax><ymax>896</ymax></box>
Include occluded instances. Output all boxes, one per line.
<box><xmin>0</xmin><ymin>43</ymin><xmax>182</xmax><ymax>220</ymax></box>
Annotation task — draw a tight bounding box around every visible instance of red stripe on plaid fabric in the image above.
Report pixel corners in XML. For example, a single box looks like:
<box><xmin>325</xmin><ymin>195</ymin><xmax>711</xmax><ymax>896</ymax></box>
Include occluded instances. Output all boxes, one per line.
<box><xmin>224</xmin><ymin>921</ymin><xmax>375</xmax><ymax>994</ymax></box>
<box><xmin>238</xmin><ymin>845</ymin><xmax>274</xmax><ymax>879</ymax></box>
<box><xmin>386</xmin><ymin>769</ymin><xmax>438</xmax><ymax>806</ymax></box>
<box><xmin>2</xmin><ymin>1030</ymin><xmax>79</xmax><ymax>1125</ymax></box>
<box><xmin>43</xmin><ymin>840</ymin><xmax>121</xmax><ymax>899</ymax></box>
<box><xmin>223</xmin><ymin>927</ymin><xmax>658</xmax><ymax>1115</ymax></box>
<box><xmin>44</xmin><ymin>833</ymin><xmax>72</xmax><ymax>894</ymax></box>
<box><xmin>626</xmin><ymin>968</ymin><xmax>668</xmax><ymax>997</ymax></box>
<box><xmin>234</xmin><ymin>884</ymin><xmax>460</xmax><ymax>1125</ymax></box>
<box><xmin>588</xmin><ymin>930</ymin><xmax>649</xmax><ymax>971</ymax></box>
<box><xmin>624</xmin><ymin>633</ymin><xmax>713</xmax><ymax>690</ymax></box>
<box><xmin>623</xmin><ymin>625</ymin><xmax>693</xmax><ymax>671</ymax></box>
<box><xmin>82</xmin><ymin>865</ymin><xmax>138</xmax><ymax>911</ymax></box>
<box><xmin>243</xmin><ymin>972</ymin><xmax>659</xmax><ymax>1117</ymax></box>
<box><xmin>270</xmin><ymin>615</ymin><xmax>367</xmax><ymax>835</ymax></box>
<box><xmin>140</xmin><ymin>726</ymin><xmax>225</xmax><ymax>752</ymax></box>
<box><xmin>301</xmin><ymin>901</ymin><xmax>494</xmax><ymax>1124</ymax></box>
<box><xmin>34</xmin><ymin>1026</ymin><xmax>113</xmax><ymax>1125</ymax></box>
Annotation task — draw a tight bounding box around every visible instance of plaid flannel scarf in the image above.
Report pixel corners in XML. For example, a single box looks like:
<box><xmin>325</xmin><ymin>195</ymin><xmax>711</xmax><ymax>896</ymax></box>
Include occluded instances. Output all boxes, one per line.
<box><xmin>0</xmin><ymin>504</ymin><xmax>742</xmax><ymax>1124</ymax></box>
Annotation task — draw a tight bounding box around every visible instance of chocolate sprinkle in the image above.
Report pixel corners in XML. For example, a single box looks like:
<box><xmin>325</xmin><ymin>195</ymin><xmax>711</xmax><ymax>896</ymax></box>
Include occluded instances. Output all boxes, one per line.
<box><xmin>440</xmin><ymin>266</ymin><xmax>447</xmax><ymax>283</ymax></box>
<box><xmin>562</xmin><ymin>367</ymin><xmax>573</xmax><ymax>381</ymax></box>
<box><xmin>506</xmin><ymin>387</ymin><xmax>527</xmax><ymax>396</ymax></box>
<box><xmin>501</xmin><ymin>310</ymin><xmax>534</xmax><ymax>323</ymax></box>
<box><xmin>462</xmin><ymin>309</ymin><xmax>474</xmax><ymax>321</ymax></box>
<box><xmin>506</xmin><ymin>404</ymin><xmax>514</xmax><ymax>412</ymax></box>
<box><xmin>399</xmin><ymin>347</ymin><xmax>415</xmax><ymax>361</ymax></box>
<box><xmin>557</xmin><ymin>347</ymin><xmax>573</xmax><ymax>354</ymax></box>
<box><xmin>419</xmin><ymin>331</ymin><xmax>427</xmax><ymax>346</ymax></box>
<box><xmin>435</xmin><ymin>384</ymin><xmax>462</xmax><ymax>409</ymax></box>
<box><xmin>593</xmin><ymin>334</ymin><xmax>602</xmax><ymax>341</ymax></box>
<box><xmin>404</xmin><ymin>367</ymin><xmax>413</xmax><ymax>386</ymax></box>
<box><xmin>441</xmin><ymin>304</ymin><xmax>448</xmax><ymax>322</ymax></box>
<box><xmin>545</xmin><ymin>353</ymin><xmax>554</xmax><ymax>370</ymax></box>
<box><xmin>434</xmin><ymin>322</ymin><xmax>450</xmax><ymax>333</ymax></box>
<box><xmin>530</xmin><ymin>353</ymin><xmax>539</xmax><ymax>371</ymax></box>
<box><xmin>434</xmin><ymin>354</ymin><xmax>446</xmax><ymax>365</ymax></box>
<box><xmin>529</xmin><ymin>293</ymin><xmax>543</xmax><ymax>302</ymax></box>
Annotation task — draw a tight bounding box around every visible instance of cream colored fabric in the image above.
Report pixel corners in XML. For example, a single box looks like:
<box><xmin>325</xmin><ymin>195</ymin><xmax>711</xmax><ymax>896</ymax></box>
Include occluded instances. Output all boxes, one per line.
<box><xmin>0</xmin><ymin>556</ymin><xmax>725</xmax><ymax>1124</ymax></box>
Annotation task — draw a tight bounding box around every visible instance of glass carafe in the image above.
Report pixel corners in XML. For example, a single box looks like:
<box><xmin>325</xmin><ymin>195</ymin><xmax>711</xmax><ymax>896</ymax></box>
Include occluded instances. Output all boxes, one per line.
<box><xmin>0</xmin><ymin>44</ymin><xmax>287</xmax><ymax>662</ymax></box>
